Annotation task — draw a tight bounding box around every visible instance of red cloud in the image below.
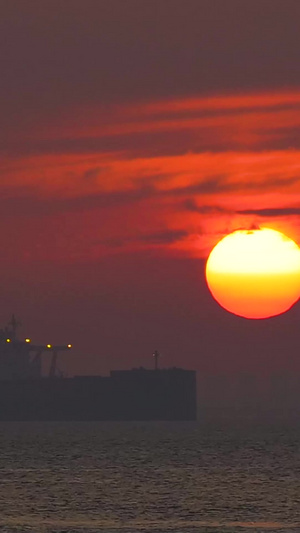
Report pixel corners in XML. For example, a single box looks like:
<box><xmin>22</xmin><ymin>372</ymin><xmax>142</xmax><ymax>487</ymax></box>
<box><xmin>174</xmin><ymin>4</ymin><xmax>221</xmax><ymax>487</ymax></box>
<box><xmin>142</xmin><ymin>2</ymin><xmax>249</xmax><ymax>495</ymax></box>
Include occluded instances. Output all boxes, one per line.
<box><xmin>2</xmin><ymin>90</ymin><xmax>300</xmax><ymax>262</ymax></box>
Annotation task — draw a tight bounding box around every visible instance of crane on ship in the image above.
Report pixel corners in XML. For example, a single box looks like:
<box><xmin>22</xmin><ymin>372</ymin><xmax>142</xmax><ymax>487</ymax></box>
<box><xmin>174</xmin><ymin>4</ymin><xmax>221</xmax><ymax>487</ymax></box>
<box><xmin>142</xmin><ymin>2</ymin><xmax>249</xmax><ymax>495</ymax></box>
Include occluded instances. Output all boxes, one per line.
<box><xmin>30</xmin><ymin>343</ymin><xmax>72</xmax><ymax>378</ymax></box>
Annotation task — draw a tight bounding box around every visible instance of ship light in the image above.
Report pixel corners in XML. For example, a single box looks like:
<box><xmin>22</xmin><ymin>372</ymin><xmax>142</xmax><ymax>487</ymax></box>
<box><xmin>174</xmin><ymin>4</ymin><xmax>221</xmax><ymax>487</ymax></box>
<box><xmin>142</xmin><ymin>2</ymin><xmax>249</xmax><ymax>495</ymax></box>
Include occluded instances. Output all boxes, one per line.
<box><xmin>67</xmin><ymin>344</ymin><xmax>72</xmax><ymax>348</ymax></box>
<box><xmin>47</xmin><ymin>344</ymin><xmax>52</xmax><ymax>348</ymax></box>
<box><xmin>25</xmin><ymin>338</ymin><xmax>31</xmax><ymax>343</ymax></box>
<box><xmin>6</xmin><ymin>339</ymin><xmax>11</xmax><ymax>343</ymax></box>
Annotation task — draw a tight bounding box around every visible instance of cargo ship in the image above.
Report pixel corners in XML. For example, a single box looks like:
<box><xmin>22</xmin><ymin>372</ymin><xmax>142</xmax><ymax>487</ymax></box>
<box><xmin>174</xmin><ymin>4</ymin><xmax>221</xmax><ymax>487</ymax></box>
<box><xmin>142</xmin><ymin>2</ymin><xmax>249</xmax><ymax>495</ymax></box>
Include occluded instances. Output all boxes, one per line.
<box><xmin>0</xmin><ymin>316</ymin><xmax>197</xmax><ymax>421</ymax></box>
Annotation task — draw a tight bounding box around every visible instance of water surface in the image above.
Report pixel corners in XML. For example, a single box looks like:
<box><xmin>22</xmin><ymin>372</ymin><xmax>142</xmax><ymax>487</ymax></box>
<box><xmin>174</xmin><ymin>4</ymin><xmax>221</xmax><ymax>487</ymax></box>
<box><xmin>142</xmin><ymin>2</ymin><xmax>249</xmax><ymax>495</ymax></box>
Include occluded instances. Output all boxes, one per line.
<box><xmin>0</xmin><ymin>422</ymin><xmax>299</xmax><ymax>533</ymax></box>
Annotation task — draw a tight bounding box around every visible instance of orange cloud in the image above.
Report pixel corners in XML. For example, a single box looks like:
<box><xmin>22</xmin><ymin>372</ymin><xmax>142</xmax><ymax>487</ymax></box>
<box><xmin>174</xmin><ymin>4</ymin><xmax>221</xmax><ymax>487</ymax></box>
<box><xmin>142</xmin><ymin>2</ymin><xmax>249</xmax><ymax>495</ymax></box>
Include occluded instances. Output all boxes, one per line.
<box><xmin>2</xmin><ymin>89</ymin><xmax>300</xmax><ymax>263</ymax></box>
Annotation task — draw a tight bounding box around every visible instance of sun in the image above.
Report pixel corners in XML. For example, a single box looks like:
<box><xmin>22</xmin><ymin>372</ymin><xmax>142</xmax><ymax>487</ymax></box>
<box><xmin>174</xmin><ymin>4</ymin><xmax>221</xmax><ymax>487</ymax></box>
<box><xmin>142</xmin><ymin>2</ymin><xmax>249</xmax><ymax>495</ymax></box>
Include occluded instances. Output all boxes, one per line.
<box><xmin>205</xmin><ymin>228</ymin><xmax>300</xmax><ymax>319</ymax></box>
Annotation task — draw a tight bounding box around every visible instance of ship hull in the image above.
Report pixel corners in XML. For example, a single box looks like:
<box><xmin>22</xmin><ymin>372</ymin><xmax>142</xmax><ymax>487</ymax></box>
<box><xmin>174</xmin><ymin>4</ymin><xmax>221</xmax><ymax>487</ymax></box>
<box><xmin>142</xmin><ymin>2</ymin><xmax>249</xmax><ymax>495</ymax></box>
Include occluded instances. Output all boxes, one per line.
<box><xmin>0</xmin><ymin>369</ymin><xmax>197</xmax><ymax>421</ymax></box>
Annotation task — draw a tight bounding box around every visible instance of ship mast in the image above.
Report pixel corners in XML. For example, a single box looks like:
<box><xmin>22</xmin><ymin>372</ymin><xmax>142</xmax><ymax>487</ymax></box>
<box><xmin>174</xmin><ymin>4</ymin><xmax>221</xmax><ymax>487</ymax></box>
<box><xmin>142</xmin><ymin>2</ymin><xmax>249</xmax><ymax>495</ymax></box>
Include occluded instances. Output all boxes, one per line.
<box><xmin>8</xmin><ymin>314</ymin><xmax>20</xmax><ymax>341</ymax></box>
<box><xmin>153</xmin><ymin>350</ymin><xmax>160</xmax><ymax>370</ymax></box>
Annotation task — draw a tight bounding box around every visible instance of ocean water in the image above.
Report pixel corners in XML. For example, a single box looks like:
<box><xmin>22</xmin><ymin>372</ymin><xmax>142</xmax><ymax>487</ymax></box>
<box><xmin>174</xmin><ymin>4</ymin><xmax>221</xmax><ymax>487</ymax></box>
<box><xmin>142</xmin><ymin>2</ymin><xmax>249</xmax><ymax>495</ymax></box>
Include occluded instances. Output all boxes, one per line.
<box><xmin>0</xmin><ymin>422</ymin><xmax>299</xmax><ymax>533</ymax></box>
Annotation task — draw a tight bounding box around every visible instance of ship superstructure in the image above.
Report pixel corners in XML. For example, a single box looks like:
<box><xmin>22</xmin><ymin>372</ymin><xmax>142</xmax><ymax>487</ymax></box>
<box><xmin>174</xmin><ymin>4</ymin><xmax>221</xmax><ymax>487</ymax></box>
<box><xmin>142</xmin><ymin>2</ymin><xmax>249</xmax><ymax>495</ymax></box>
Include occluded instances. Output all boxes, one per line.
<box><xmin>0</xmin><ymin>315</ymin><xmax>72</xmax><ymax>380</ymax></box>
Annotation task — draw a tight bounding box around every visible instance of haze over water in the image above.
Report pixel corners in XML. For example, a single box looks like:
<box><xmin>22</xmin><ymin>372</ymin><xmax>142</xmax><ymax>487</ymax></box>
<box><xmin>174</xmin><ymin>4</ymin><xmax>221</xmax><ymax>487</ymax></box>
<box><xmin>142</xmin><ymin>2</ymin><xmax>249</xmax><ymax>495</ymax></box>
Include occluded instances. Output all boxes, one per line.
<box><xmin>0</xmin><ymin>421</ymin><xmax>299</xmax><ymax>533</ymax></box>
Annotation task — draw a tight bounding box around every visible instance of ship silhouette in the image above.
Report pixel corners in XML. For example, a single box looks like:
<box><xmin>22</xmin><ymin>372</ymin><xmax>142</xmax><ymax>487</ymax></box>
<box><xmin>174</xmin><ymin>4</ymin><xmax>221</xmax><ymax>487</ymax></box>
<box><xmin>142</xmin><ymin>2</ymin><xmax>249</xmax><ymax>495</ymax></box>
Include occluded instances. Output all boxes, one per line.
<box><xmin>0</xmin><ymin>316</ymin><xmax>197</xmax><ymax>421</ymax></box>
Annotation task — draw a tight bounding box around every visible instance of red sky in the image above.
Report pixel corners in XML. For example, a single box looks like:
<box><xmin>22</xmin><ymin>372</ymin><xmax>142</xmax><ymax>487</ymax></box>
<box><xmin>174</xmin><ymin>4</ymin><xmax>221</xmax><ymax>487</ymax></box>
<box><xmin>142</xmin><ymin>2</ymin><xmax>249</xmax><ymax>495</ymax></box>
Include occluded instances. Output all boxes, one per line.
<box><xmin>2</xmin><ymin>1</ymin><xmax>300</xmax><ymax>403</ymax></box>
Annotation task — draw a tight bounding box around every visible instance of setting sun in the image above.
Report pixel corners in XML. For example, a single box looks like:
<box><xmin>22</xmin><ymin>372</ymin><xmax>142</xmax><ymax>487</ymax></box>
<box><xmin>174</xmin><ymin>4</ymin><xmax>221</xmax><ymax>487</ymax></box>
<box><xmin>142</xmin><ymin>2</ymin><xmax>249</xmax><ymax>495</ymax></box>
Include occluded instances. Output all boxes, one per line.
<box><xmin>206</xmin><ymin>228</ymin><xmax>300</xmax><ymax>319</ymax></box>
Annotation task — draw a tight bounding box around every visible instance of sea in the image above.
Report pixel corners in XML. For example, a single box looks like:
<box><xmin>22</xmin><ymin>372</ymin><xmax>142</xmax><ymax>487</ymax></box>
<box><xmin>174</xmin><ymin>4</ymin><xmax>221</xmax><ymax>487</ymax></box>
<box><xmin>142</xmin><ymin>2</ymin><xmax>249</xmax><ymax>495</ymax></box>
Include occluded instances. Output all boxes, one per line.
<box><xmin>0</xmin><ymin>421</ymin><xmax>299</xmax><ymax>533</ymax></box>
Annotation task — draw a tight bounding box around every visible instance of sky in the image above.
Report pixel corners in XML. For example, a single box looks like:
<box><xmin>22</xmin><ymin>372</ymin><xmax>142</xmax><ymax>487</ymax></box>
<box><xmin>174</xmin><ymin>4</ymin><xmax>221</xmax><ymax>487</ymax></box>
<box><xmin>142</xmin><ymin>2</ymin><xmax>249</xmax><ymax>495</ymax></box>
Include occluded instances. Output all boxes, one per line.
<box><xmin>2</xmin><ymin>0</ymin><xmax>300</xmax><ymax>416</ymax></box>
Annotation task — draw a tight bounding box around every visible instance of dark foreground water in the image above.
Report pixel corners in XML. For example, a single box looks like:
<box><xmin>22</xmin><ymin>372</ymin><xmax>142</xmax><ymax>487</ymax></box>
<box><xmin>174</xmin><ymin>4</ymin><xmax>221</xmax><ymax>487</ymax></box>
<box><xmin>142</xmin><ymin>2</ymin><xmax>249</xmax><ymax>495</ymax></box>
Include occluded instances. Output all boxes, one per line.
<box><xmin>0</xmin><ymin>422</ymin><xmax>299</xmax><ymax>533</ymax></box>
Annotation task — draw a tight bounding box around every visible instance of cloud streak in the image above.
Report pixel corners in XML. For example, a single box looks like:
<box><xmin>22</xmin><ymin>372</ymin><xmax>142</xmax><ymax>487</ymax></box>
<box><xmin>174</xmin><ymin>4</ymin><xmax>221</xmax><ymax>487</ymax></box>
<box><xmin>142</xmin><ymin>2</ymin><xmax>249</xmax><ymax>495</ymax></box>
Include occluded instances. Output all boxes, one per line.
<box><xmin>237</xmin><ymin>207</ymin><xmax>300</xmax><ymax>217</ymax></box>
<box><xmin>5</xmin><ymin>90</ymin><xmax>300</xmax><ymax>160</ymax></box>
